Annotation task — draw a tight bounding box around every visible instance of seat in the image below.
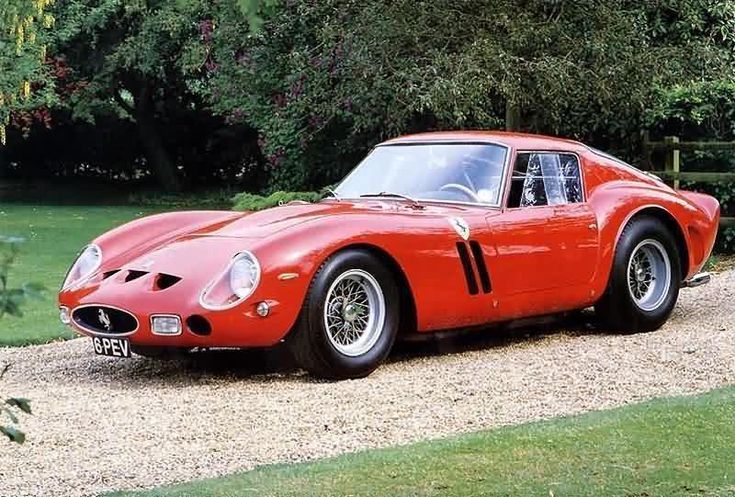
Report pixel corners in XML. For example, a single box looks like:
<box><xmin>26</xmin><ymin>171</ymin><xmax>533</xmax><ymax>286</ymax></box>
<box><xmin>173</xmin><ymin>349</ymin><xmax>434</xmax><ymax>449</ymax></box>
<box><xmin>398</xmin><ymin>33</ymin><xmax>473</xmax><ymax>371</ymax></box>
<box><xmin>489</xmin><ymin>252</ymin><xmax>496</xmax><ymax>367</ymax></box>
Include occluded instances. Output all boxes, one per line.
<box><xmin>520</xmin><ymin>154</ymin><xmax>547</xmax><ymax>207</ymax></box>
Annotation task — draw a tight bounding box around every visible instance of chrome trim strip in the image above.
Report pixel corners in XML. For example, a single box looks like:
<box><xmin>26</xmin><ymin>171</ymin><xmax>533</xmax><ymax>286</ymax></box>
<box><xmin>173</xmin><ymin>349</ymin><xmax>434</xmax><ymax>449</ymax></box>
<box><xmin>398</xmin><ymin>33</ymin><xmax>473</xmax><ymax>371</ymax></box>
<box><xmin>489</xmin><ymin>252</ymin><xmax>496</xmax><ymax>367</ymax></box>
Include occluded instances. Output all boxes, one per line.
<box><xmin>70</xmin><ymin>303</ymin><xmax>139</xmax><ymax>337</ymax></box>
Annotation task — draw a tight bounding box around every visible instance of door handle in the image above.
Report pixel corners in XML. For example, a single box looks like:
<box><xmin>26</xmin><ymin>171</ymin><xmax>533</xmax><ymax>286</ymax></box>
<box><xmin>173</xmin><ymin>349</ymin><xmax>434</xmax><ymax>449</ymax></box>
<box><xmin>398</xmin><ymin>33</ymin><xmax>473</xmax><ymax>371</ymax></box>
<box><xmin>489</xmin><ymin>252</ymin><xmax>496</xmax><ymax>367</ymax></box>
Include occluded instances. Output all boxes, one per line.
<box><xmin>588</xmin><ymin>223</ymin><xmax>598</xmax><ymax>231</ymax></box>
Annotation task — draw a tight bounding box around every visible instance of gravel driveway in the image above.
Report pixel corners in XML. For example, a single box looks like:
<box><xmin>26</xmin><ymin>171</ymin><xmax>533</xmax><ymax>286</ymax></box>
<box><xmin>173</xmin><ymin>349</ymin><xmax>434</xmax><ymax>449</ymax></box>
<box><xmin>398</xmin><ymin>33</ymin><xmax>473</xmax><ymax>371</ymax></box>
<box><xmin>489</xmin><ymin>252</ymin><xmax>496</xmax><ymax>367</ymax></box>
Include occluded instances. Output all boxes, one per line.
<box><xmin>0</xmin><ymin>270</ymin><xmax>734</xmax><ymax>497</ymax></box>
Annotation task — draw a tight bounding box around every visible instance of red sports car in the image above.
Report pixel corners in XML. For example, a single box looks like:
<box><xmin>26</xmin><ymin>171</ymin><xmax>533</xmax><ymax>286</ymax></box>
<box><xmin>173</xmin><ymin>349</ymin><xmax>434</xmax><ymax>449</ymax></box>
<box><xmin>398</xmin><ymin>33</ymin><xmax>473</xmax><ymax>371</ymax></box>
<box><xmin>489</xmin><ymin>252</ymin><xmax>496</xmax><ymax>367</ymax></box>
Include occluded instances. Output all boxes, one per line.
<box><xmin>58</xmin><ymin>131</ymin><xmax>720</xmax><ymax>379</ymax></box>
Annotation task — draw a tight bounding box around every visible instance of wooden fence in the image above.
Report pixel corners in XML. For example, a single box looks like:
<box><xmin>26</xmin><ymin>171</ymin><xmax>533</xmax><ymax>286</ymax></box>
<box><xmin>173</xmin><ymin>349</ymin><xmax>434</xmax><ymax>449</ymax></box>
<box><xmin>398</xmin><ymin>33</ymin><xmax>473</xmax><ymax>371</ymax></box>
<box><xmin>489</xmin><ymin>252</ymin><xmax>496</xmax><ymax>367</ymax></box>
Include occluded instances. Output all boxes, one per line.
<box><xmin>642</xmin><ymin>134</ymin><xmax>735</xmax><ymax>228</ymax></box>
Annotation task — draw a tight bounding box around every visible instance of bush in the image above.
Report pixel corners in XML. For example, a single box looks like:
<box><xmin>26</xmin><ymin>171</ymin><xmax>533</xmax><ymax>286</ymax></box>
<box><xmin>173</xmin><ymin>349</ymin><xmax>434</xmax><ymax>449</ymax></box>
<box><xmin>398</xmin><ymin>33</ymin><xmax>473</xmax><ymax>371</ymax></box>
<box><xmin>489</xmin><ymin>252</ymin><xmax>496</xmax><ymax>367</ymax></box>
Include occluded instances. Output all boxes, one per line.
<box><xmin>716</xmin><ymin>227</ymin><xmax>735</xmax><ymax>254</ymax></box>
<box><xmin>232</xmin><ymin>191</ymin><xmax>322</xmax><ymax>211</ymax></box>
<box><xmin>127</xmin><ymin>189</ymin><xmax>238</xmax><ymax>209</ymax></box>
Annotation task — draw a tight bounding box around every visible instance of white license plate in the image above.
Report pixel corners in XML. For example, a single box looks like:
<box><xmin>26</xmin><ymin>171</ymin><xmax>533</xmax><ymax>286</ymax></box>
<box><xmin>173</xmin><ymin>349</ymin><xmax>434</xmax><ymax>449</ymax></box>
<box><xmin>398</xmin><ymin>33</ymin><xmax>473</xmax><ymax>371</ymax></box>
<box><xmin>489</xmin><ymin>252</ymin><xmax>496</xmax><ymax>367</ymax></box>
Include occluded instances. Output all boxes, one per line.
<box><xmin>92</xmin><ymin>336</ymin><xmax>131</xmax><ymax>358</ymax></box>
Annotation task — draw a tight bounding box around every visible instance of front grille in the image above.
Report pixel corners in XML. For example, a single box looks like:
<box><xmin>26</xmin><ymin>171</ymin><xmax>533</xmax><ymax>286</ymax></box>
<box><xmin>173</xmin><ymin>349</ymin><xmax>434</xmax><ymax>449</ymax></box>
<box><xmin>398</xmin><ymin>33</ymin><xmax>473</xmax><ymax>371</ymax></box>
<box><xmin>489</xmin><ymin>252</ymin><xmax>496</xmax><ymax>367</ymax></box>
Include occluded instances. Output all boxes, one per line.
<box><xmin>72</xmin><ymin>306</ymin><xmax>138</xmax><ymax>335</ymax></box>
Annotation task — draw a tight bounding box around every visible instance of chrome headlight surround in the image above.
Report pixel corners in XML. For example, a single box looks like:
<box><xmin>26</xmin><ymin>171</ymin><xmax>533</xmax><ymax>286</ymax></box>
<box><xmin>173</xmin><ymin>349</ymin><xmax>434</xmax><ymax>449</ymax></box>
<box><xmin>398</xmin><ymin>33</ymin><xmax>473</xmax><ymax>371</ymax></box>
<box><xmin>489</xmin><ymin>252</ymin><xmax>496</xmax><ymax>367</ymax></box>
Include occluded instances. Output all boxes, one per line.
<box><xmin>199</xmin><ymin>251</ymin><xmax>261</xmax><ymax>310</ymax></box>
<box><xmin>61</xmin><ymin>244</ymin><xmax>102</xmax><ymax>290</ymax></box>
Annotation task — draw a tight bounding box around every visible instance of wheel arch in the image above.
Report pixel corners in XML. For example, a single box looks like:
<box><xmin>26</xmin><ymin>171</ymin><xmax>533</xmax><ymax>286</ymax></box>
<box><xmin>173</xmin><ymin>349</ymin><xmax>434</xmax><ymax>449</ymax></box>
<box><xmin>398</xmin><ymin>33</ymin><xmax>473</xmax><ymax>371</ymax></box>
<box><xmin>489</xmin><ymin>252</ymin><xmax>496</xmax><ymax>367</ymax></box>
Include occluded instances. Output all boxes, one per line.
<box><xmin>328</xmin><ymin>243</ymin><xmax>418</xmax><ymax>335</ymax></box>
<box><xmin>616</xmin><ymin>206</ymin><xmax>689</xmax><ymax>281</ymax></box>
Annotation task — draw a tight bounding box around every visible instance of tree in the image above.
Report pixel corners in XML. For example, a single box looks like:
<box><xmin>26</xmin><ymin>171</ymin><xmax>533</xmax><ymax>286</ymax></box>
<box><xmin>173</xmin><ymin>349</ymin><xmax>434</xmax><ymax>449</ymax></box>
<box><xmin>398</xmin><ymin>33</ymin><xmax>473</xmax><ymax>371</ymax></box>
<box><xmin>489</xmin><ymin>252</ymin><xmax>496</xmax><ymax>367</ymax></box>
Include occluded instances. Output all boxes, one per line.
<box><xmin>46</xmin><ymin>0</ymin><xmax>219</xmax><ymax>191</ymax></box>
<box><xmin>202</xmin><ymin>0</ymin><xmax>735</xmax><ymax>191</ymax></box>
<box><xmin>23</xmin><ymin>0</ymin><xmax>278</xmax><ymax>192</ymax></box>
<box><xmin>0</xmin><ymin>0</ymin><xmax>57</xmax><ymax>145</ymax></box>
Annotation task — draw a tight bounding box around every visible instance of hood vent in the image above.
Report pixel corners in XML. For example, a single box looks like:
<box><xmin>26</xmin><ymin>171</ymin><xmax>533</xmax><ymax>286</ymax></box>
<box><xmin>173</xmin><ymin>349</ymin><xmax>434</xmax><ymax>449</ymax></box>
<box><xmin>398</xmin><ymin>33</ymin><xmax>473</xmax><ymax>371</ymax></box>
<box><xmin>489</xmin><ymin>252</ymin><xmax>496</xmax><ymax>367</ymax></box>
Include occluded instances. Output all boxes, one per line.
<box><xmin>102</xmin><ymin>269</ymin><xmax>121</xmax><ymax>280</ymax></box>
<box><xmin>154</xmin><ymin>273</ymin><xmax>182</xmax><ymax>291</ymax></box>
<box><xmin>125</xmin><ymin>270</ymin><xmax>149</xmax><ymax>282</ymax></box>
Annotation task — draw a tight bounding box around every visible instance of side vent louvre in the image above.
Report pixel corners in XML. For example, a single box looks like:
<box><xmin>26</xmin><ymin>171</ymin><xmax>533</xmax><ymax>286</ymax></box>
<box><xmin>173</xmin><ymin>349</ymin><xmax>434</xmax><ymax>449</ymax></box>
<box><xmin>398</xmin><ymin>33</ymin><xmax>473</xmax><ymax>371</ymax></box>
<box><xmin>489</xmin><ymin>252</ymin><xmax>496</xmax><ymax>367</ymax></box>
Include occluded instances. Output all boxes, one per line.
<box><xmin>468</xmin><ymin>241</ymin><xmax>492</xmax><ymax>293</ymax></box>
<box><xmin>124</xmin><ymin>270</ymin><xmax>148</xmax><ymax>282</ymax></box>
<box><xmin>455</xmin><ymin>242</ymin><xmax>479</xmax><ymax>295</ymax></box>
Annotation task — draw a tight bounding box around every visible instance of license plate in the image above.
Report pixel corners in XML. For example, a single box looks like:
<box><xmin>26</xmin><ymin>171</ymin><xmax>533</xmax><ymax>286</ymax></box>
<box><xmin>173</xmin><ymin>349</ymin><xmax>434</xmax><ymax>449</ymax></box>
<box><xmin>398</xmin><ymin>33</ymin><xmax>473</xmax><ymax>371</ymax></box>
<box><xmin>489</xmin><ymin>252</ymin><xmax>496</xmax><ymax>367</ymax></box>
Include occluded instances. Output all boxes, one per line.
<box><xmin>92</xmin><ymin>336</ymin><xmax>131</xmax><ymax>358</ymax></box>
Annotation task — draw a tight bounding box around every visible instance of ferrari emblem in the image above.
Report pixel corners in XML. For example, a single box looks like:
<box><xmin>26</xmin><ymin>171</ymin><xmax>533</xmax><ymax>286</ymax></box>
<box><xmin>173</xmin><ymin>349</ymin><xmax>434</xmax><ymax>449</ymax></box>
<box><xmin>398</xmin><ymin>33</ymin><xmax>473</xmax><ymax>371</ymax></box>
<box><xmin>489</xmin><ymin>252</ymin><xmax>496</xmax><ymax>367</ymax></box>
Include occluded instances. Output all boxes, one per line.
<box><xmin>448</xmin><ymin>217</ymin><xmax>470</xmax><ymax>240</ymax></box>
<box><xmin>98</xmin><ymin>308</ymin><xmax>112</xmax><ymax>331</ymax></box>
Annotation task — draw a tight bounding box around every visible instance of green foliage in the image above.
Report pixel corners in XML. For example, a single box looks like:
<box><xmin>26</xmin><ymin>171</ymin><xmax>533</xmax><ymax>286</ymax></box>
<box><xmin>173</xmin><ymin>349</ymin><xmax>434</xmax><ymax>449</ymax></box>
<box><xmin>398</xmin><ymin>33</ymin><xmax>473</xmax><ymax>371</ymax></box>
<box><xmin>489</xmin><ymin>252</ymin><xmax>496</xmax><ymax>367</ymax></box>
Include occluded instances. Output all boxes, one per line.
<box><xmin>717</xmin><ymin>227</ymin><xmax>735</xmax><ymax>253</ymax></box>
<box><xmin>0</xmin><ymin>235</ymin><xmax>39</xmax><ymax>445</ymax></box>
<box><xmin>0</xmin><ymin>0</ymin><xmax>57</xmax><ymax>143</ymax></box>
<box><xmin>0</xmin><ymin>388</ymin><xmax>32</xmax><ymax>444</ymax></box>
<box><xmin>4</xmin><ymin>0</ymin><xmax>735</xmax><ymax>197</ymax></box>
<box><xmin>127</xmin><ymin>189</ymin><xmax>237</xmax><ymax>210</ymax></box>
<box><xmin>204</xmin><ymin>0</ymin><xmax>735</xmax><ymax>191</ymax></box>
<box><xmin>648</xmin><ymin>81</ymin><xmax>735</xmax><ymax>254</ymax></box>
<box><xmin>232</xmin><ymin>190</ymin><xmax>321</xmax><ymax>211</ymax></box>
<box><xmin>647</xmin><ymin>81</ymin><xmax>735</xmax><ymax>139</ymax></box>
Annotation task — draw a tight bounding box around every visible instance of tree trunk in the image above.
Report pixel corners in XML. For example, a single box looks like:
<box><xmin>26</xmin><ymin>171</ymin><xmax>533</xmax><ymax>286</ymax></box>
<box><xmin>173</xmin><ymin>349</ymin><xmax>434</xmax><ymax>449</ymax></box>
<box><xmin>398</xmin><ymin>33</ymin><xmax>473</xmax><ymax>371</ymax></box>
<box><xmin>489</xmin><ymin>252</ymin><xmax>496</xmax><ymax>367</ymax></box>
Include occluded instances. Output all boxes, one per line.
<box><xmin>505</xmin><ymin>100</ymin><xmax>521</xmax><ymax>131</ymax></box>
<box><xmin>133</xmin><ymin>86</ymin><xmax>183</xmax><ymax>192</ymax></box>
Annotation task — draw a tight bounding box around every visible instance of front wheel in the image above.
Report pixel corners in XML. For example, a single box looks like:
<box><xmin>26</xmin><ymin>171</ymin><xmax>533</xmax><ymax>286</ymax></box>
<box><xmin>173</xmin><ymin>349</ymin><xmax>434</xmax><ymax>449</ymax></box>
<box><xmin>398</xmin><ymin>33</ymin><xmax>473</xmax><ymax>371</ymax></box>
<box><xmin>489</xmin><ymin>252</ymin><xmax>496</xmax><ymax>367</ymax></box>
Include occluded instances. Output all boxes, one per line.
<box><xmin>287</xmin><ymin>249</ymin><xmax>399</xmax><ymax>379</ymax></box>
<box><xmin>595</xmin><ymin>216</ymin><xmax>681</xmax><ymax>332</ymax></box>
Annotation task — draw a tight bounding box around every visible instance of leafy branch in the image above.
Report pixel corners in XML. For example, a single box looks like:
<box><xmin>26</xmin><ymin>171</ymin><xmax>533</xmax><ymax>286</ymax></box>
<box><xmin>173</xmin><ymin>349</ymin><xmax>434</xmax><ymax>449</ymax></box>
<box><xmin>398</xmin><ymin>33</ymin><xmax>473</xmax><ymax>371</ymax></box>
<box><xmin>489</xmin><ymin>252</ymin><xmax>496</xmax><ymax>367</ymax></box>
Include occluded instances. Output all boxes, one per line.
<box><xmin>0</xmin><ymin>236</ymin><xmax>42</xmax><ymax>443</ymax></box>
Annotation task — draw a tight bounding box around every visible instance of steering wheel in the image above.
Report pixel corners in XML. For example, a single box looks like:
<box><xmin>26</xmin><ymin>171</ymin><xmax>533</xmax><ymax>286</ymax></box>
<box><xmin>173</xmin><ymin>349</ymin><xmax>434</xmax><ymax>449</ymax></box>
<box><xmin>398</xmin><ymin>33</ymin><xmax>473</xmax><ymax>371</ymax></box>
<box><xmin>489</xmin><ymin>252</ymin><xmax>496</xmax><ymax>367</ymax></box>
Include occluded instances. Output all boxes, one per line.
<box><xmin>440</xmin><ymin>183</ymin><xmax>480</xmax><ymax>202</ymax></box>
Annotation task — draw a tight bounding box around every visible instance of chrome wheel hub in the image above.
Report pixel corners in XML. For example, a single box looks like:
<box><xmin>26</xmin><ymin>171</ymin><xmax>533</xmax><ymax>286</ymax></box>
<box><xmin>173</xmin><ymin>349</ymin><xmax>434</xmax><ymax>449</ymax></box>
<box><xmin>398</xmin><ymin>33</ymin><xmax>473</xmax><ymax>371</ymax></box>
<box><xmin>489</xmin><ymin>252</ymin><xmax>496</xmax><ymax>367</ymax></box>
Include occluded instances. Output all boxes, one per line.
<box><xmin>627</xmin><ymin>239</ymin><xmax>672</xmax><ymax>312</ymax></box>
<box><xmin>324</xmin><ymin>269</ymin><xmax>386</xmax><ymax>357</ymax></box>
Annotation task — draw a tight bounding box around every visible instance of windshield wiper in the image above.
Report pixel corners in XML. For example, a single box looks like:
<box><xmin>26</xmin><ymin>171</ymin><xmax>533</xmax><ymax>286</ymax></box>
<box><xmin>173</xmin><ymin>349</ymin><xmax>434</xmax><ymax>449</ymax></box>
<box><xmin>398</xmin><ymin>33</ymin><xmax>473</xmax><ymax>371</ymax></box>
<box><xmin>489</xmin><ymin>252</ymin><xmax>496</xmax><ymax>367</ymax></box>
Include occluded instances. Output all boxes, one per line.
<box><xmin>322</xmin><ymin>187</ymin><xmax>341</xmax><ymax>201</ymax></box>
<box><xmin>359</xmin><ymin>192</ymin><xmax>423</xmax><ymax>209</ymax></box>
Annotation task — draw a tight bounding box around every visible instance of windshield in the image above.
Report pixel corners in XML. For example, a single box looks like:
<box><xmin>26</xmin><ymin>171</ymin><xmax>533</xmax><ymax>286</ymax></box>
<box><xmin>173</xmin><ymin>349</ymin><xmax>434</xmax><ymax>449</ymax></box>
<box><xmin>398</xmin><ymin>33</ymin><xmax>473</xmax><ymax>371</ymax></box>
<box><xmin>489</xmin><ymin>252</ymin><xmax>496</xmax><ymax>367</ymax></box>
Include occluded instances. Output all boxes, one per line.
<box><xmin>335</xmin><ymin>143</ymin><xmax>508</xmax><ymax>205</ymax></box>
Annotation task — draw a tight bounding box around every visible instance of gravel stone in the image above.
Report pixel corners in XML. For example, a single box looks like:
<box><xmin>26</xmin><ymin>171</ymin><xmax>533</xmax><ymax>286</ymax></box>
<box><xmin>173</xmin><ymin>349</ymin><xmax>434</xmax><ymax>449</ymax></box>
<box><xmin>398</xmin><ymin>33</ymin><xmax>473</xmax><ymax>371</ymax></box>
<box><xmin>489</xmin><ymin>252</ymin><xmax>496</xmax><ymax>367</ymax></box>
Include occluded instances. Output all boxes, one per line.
<box><xmin>0</xmin><ymin>270</ymin><xmax>733</xmax><ymax>496</ymax></box>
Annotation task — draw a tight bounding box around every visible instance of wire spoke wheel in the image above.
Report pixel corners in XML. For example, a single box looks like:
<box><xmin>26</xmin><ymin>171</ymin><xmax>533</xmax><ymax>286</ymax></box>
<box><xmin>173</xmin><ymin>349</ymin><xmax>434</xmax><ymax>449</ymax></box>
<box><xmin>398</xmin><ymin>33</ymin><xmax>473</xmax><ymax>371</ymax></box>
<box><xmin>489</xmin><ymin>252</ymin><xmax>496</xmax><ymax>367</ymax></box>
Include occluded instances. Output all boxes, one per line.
<box><xmin>323</xmin><ymin>269</ymin><xmax>386</xmax><ymax>357</ymax></box>
<box><xmin>626</xmin><ymin>239</ymin><xmax>671</xmax><ymax>312</ymax></box>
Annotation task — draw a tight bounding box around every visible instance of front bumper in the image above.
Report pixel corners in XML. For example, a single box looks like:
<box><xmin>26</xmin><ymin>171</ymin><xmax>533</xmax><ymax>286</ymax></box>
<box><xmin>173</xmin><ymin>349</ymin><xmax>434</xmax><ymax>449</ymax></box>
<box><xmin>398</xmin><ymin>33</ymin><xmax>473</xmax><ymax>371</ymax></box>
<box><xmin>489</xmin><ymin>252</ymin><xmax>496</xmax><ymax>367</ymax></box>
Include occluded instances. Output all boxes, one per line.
<box><xmin>683</xmin><ymin>271</ymin><xmax>711</xmax><ymax>288</ymax></box>
<box><xmin>59</xmin><ymin>269</ymin><xmax>305</xmax><ymax>349</ymax></box>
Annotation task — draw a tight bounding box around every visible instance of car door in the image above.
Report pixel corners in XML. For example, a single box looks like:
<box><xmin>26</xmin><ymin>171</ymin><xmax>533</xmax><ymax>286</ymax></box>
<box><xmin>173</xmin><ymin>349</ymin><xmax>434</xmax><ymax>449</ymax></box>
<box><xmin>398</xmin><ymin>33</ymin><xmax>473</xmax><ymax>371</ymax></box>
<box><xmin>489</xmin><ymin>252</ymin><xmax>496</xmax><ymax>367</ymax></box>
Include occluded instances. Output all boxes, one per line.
<box><xmin>487</xmin><ymin>151</ymin><xmax>599</xmax><ymax>299</ymax></box>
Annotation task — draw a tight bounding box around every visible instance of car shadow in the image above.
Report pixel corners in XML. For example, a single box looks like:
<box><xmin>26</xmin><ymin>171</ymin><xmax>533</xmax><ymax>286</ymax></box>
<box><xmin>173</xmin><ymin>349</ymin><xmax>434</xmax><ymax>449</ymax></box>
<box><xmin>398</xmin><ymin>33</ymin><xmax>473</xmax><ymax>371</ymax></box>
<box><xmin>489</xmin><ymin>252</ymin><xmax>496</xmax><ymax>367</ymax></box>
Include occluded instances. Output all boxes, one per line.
<box><xmin>115</xmin><ymin>309</ymin><xmax>603</xmax><ymax>382</ymax></box>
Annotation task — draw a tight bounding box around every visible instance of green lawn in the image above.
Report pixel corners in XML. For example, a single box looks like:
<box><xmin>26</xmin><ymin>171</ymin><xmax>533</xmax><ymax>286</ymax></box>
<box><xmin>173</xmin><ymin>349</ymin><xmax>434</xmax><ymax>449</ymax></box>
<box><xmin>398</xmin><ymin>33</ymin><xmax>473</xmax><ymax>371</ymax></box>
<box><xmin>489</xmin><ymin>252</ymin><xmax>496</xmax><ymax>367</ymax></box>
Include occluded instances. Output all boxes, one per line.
<box><xmin>0</xmin><ymin>204</ymin><xmax>160</xmax><ymax>346</ymax></box>
<box><xmin>111</xmin><ymin>386</ymin><xmax>735</xmax><ymax>497</ymax></box>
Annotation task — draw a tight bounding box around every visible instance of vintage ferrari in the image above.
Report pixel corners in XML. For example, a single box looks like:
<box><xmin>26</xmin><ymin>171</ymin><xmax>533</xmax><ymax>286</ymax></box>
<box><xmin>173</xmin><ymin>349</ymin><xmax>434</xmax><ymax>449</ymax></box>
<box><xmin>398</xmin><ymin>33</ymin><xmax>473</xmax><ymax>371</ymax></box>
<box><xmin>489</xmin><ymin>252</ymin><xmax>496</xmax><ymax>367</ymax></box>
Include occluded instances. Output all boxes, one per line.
<box><xmin>58</xmin><ymin>131</ymin><xmax>720</xmax><ymax>379</ymax></box>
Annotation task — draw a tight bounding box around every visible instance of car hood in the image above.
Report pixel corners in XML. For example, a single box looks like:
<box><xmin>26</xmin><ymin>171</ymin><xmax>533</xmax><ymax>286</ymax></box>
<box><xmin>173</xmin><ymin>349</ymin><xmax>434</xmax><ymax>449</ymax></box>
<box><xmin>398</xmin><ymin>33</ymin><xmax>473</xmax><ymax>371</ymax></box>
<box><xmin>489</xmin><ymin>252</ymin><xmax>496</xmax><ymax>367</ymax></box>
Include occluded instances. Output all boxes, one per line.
<box><xmin>98</xmin><ymin>200</ymin><xmax>481</xmax><ymax>283</ymax></box>
<box><xmin>192</xmin><ymin>200</ymin><xmax>475</xmax><ymax>239</ymax></box>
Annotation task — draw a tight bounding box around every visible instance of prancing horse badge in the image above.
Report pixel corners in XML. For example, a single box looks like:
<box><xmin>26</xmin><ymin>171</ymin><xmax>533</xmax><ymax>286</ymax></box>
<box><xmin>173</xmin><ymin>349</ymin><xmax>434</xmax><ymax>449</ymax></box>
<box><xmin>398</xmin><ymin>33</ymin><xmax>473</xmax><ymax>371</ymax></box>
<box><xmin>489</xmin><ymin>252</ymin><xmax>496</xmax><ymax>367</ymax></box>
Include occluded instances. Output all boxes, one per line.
<box><xmin>448</xmin><ymin>217</ymin><xmax>470</xmax><ymax>240</ymax></box>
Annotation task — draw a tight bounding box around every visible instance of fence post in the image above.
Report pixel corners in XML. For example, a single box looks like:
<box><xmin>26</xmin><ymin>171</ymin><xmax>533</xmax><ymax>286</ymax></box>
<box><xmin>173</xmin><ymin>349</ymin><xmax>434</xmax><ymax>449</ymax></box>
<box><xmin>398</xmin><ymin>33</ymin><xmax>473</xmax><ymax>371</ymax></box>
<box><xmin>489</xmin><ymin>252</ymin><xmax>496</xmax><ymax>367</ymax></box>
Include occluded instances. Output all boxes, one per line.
<box><xmin>663</xmin><ymin>136</ymin><xmax>680</xmax><ymax>189</ymax></box>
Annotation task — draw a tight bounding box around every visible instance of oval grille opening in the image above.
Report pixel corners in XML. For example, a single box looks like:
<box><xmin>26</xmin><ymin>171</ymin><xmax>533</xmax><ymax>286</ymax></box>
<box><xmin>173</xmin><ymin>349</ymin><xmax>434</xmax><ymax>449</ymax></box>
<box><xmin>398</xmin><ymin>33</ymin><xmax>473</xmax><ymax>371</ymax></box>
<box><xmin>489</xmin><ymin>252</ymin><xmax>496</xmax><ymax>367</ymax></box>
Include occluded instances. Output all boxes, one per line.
<box><xmin>72</xmin><ymin>306</ymin><xmax>138</xmax><ymax>335</ymax></box>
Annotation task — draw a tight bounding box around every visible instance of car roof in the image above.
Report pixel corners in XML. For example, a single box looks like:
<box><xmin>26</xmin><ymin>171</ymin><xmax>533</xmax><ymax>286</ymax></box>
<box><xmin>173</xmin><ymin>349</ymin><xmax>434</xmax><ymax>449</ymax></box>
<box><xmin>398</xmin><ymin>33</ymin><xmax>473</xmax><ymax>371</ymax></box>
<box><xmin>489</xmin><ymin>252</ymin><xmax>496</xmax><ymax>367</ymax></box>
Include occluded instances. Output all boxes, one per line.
<box><xmin>380</xmin><ymin>131</ymin><xmax>588</xmax><ymax>153</ymax></box>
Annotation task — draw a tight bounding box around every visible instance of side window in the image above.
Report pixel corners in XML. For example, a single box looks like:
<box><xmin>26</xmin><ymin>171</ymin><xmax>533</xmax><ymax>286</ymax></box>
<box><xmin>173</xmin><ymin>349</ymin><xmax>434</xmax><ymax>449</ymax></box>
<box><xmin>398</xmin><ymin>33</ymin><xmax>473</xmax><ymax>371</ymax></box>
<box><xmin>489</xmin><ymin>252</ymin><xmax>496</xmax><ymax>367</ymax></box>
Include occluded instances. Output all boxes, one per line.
<box><xmin>507</xmin><ymin>152</ymin><xmax>583</xmax><ymax>208</ymax></box>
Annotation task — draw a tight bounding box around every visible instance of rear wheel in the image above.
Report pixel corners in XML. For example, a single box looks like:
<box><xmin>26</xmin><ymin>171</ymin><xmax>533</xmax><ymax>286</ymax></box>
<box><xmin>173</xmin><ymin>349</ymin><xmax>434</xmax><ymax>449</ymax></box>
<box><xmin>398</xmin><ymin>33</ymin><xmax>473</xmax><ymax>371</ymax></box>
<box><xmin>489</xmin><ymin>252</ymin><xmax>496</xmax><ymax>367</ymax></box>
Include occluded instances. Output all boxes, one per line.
<box><xmin>595</xmin><ymin>216</ymin><xmax>681</xmax><ymax>332</ymax></box>
<box><xmin>287</xmin><ymin>249</ymin><xmax>399</xmax><ymax>379</ymax></box>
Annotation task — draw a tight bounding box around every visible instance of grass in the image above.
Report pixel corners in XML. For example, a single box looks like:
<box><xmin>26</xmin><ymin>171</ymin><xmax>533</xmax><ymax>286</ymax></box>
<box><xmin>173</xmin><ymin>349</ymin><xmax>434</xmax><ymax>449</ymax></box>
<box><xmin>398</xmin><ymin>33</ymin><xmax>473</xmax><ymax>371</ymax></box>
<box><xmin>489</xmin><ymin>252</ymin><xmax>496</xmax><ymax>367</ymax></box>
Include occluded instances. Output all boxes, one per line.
<box><xmin>0</xmin><ymin>203</ymin><xmax>161</xmax><ymax>346</ymax></box>
<box><xmin>109</xmin><ymin>386</ymin><xmax>735</xmax><ymax>497</ymax></box>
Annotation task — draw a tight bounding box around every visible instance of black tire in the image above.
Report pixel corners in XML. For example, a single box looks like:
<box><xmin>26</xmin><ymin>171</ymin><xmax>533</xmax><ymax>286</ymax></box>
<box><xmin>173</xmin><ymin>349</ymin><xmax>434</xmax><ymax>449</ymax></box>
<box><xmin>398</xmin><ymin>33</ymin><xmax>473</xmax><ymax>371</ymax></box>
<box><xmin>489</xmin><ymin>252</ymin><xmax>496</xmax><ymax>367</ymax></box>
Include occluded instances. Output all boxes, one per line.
<box><xmin>287</xmin><ymin>249</ymin><xmax>400</xmax><ymax>380</ymax></box>
<box><xmin>595</xmin><ymin>216</ymin><xmax>681</xmax><ymax>332</ymax></box>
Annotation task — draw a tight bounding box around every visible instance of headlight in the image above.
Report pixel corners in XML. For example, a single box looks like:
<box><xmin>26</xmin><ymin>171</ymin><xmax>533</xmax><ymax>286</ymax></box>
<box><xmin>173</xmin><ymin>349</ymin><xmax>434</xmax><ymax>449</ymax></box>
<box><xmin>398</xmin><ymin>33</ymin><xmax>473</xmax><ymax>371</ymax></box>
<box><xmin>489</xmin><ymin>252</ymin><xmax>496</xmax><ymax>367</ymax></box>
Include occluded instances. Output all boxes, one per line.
<box><xmin>62</xmin><ymin>244</ymin><xmax>102</xmax><ymax>290</ymax></box>
<box><xmin>230</xmin><ymin>254</ymin><xmax>260</xmax><ymax>298</ymax></box>
<box><xmin>200</xmin><ymin>251</ymin><xmax>261</xmax><ymax>310</ymax></box>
